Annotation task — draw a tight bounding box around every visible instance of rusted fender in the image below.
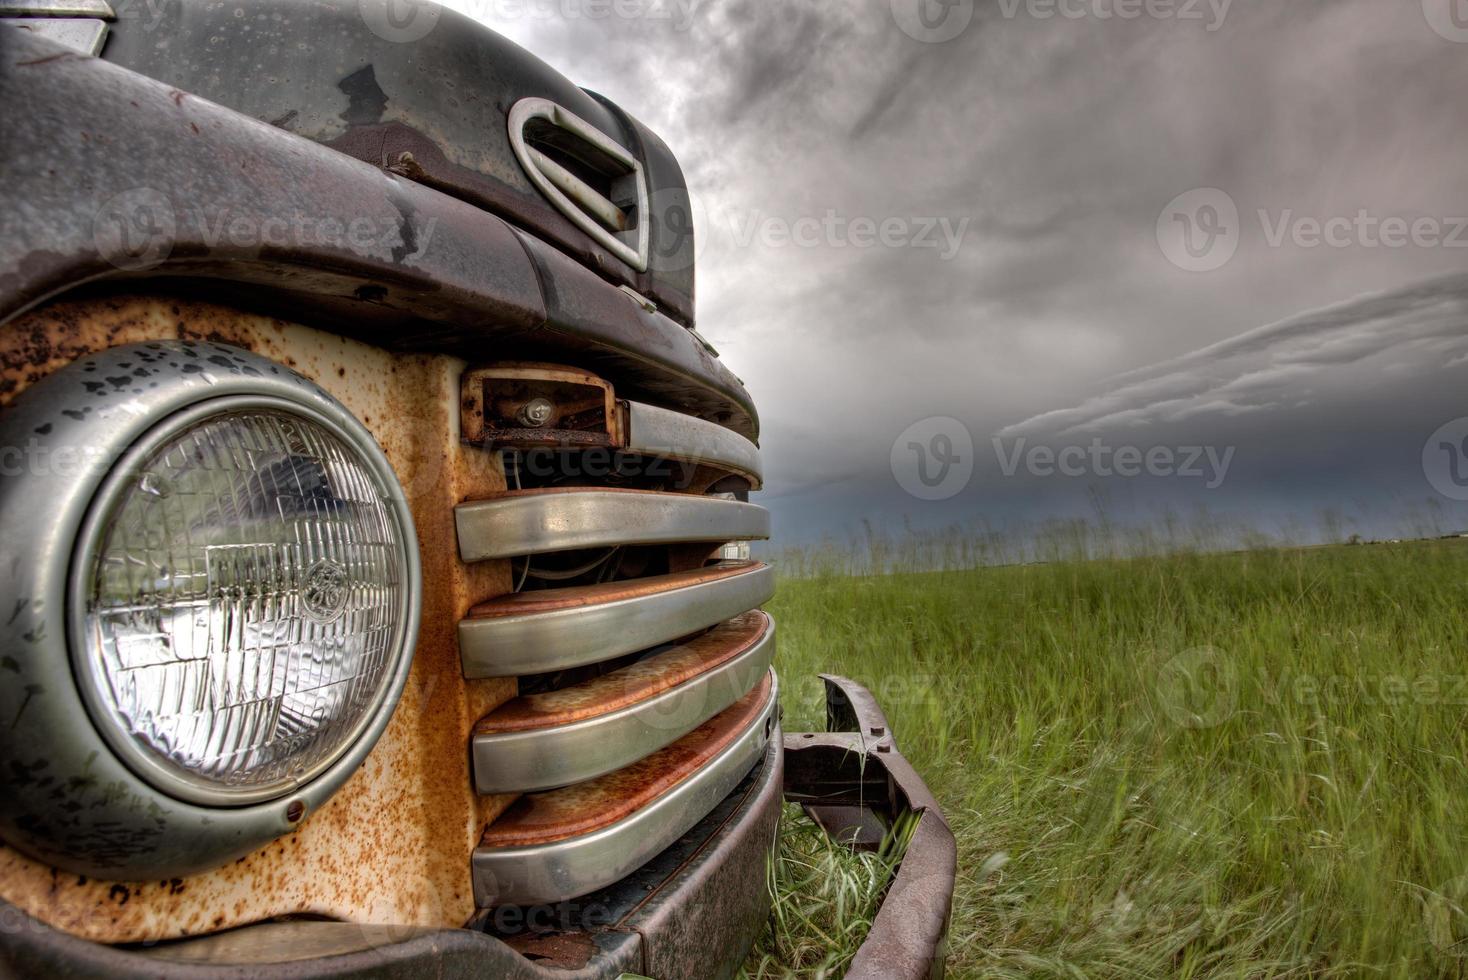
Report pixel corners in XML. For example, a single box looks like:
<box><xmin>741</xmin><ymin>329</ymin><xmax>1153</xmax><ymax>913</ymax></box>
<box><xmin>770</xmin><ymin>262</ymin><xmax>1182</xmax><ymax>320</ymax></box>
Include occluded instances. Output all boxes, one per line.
<box><xmin>782</xmin><ymin>675</ymin><xmax>957</xmax><ymax>980</ymax></box>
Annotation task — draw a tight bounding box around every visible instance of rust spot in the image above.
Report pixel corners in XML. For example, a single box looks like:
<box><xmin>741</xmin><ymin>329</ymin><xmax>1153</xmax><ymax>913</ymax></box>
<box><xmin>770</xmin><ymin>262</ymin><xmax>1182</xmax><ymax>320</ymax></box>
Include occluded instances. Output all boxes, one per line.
<box><xmin>467</xmin><ymin>561</ymin><xmax>764</xmax><ymax>619</ymax></box>
<box><xmin>0</xmin><ymin>295</ymin><xmax>520</xmax><ymax>943</ymax></box>
<box><xmin>500</xmin><ymin>931</ymin><xmax>597</xmax><ymax>970</ymax></box>
<box><xmin>476</xmin><ymin>612</ymin><xmax>768</xmax><ymax>734</ymax></box>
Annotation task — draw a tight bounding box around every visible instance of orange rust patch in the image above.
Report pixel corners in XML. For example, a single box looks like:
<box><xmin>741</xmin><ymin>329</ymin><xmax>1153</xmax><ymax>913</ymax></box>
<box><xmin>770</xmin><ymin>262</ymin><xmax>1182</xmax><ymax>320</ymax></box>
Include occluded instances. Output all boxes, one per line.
<box><xmin>475</xmin><ymin>612</ymin><xmax>769</xmax><ymax>734</ymax></box>
<box><xmin>467</xmin><ymin>562</ymin><xmax>763</xmax><ymax>619</ymax></box>
<box><xmin>479</xmin><ymin>674</ymin><xmax>772</xmax><ymax>849</ymax></box>
<box><xmin>0</xmin><ymin>295</ymin><xmax>520</xmax><ymax>944</ymax></box>
<box><xmin>499</xmin><ymin>930</ymin><xmax>598</xmax><ymax>970</ymax></box>
<box><xmin>465</xmin><ymin>484</ymin><xmax>678</xmax><ymax>501</ymax></box>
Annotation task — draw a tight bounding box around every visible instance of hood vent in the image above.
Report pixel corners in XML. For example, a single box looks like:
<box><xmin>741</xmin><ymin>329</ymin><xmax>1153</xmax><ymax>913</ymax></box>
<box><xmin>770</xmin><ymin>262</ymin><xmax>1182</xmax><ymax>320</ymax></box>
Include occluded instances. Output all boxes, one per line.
<box><xmin>509</xmin><ymin>97</ymin><xmax>650</xmax><ymax>272</ymax></box>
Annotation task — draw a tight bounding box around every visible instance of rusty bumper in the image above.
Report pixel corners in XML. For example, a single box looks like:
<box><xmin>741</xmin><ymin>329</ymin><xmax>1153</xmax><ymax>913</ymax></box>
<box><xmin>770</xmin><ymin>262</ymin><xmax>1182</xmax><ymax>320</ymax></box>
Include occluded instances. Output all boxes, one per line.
<box><xmin>784</xmin><ymin>675</ymin><xmax>958</xmax><ymax>980</ymax></box>
<box><xmin>0</xmin><ymin>676</ymin><xmax>954</xmax><ymax>980</ymax></box>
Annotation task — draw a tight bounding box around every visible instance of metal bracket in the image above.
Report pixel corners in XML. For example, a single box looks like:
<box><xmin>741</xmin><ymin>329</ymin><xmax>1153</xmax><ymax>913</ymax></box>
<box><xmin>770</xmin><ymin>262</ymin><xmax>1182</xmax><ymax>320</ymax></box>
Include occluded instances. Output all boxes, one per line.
<box><xmin>783</xmin><ymin>675</ymin><xmax>957</xmax><ymax>980</ymax></box>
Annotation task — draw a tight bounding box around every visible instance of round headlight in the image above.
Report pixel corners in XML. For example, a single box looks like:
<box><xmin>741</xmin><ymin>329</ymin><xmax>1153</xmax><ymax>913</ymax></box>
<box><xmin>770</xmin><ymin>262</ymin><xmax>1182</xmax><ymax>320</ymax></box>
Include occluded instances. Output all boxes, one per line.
<box><xmin>73</xmin><ymin>402</ymin><xmax>412</xmax><ymax>805</ymax></box>
<box><xmin>0</xmin><ymin>341</ymin><xmax>421</xmax><ymax>877</ymax></box>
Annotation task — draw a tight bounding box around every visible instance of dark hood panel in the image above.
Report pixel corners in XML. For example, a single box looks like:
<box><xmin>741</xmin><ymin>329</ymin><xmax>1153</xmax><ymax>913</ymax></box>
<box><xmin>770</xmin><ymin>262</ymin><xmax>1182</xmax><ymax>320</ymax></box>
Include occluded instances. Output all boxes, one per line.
<box><xmin>100</xmin><ymin>0</ymin><xmax>697</xmax><ymax>326</ymax></box>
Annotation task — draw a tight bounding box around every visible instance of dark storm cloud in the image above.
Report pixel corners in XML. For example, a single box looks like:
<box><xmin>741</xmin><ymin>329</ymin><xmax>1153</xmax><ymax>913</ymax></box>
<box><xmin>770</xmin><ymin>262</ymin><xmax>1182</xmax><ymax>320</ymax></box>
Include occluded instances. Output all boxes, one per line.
<box><xmin>1003</xmin><ymin>275</ymin><xmax>1468</xmax><ymax>439</ymax></box>
<box><xmin>454</xmin><ymin>0</ymin><xmax>1468</xmax><ymax>542</ymax></box>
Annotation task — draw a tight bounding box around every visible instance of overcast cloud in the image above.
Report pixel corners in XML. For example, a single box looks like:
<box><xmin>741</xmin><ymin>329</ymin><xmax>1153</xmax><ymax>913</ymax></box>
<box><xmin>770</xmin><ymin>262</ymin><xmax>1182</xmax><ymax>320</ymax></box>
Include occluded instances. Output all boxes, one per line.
<box><xmin>448</xmin><ymin>0</ymin><xmax>1468</xmax><ymax>546</ymax></box>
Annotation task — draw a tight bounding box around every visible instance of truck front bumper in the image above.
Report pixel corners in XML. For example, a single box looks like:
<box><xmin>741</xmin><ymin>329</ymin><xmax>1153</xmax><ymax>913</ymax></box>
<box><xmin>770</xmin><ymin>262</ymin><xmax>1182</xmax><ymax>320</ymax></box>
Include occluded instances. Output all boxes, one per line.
<box><xmin>0</xmin><ymin>677</ymin><xmax>954</xmax><ymax>980</ymax></box>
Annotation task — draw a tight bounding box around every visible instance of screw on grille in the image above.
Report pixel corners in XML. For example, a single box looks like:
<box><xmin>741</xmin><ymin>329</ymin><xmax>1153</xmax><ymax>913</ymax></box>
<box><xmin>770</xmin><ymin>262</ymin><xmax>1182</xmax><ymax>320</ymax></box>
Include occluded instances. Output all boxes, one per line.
<box><xmin>517</xmin><ymin>397</ymin><xmax>556</xmax><ymax>428</ymax></box>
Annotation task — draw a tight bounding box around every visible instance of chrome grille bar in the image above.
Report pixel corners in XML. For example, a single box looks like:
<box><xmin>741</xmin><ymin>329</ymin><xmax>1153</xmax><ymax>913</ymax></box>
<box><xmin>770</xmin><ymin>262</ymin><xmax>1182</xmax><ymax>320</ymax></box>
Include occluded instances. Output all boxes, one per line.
<box><xmin>471</xmin><ymin>612</ymin><xmax>775</xmax><ymax>793</ymax></box>
<box><xmin>623</xmin><ymin>400</ymin><xmax>763</xmax><ymax>489</ymax></box>
<box><xmin>458</xmin><ymin>562</ymin><xmax>775</xmax><ymax>678</ymax></box>
<box><xmin>471</xmin><ymin>671</ymin><xmax>778</xmax><ymax>907</ymax></box>
<box><xmin>455</xmin><ymin>489</ymin><xmax>769</xmax><ymax>562</ymax></box>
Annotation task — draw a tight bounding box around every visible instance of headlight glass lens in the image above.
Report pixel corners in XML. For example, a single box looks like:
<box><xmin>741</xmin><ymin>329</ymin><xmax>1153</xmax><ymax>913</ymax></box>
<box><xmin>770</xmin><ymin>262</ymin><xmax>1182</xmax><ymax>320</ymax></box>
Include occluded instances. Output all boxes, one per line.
<box><xmin>78</xmin><ymin>408</ymin><xmax>408</xmax><ymax>803</ymax></box>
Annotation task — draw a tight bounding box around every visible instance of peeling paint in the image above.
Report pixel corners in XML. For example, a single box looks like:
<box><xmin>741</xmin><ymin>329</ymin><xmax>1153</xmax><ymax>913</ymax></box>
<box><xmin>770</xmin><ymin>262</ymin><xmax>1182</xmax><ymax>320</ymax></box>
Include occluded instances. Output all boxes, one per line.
<box><xmin>0</xmin><ymin>295</ymin><xmax>518</xmax><ymax>943</ymax></box>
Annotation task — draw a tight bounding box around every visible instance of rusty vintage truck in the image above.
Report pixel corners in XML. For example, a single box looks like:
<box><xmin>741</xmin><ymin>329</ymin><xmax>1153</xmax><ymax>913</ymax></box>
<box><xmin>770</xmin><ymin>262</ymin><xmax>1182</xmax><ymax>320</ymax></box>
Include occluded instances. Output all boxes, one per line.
<box><xmin>0</xmin><ymin>3</ymin><xmax>954</xmax><ymax>977</ymax></box>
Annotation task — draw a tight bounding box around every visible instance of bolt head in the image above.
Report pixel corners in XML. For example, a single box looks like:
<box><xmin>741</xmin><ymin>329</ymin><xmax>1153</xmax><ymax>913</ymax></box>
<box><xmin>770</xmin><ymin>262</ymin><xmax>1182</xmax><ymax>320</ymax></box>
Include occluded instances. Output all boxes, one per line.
<box><xmin>519</xmin><ymin>398</ymin><xmax>555</xmax><ymax>428</ymax></box>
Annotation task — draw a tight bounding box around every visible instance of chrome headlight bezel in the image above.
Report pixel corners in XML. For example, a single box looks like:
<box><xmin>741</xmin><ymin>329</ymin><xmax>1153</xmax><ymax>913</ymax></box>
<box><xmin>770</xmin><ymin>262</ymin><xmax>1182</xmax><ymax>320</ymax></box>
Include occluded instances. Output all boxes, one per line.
<box><xmin>0</xmin><ymin>341</ymin><xmax>422</xmax><ymax>879</ymax></box>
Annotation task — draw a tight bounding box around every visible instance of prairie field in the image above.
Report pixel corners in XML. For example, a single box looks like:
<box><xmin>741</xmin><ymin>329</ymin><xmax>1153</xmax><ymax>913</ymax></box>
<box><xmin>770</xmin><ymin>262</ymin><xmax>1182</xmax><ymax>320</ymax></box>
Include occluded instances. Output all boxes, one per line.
<box><xmin>747</xmin><ymin>538</ymin><xmax>1468</xmax><ymax>978</ymax></box>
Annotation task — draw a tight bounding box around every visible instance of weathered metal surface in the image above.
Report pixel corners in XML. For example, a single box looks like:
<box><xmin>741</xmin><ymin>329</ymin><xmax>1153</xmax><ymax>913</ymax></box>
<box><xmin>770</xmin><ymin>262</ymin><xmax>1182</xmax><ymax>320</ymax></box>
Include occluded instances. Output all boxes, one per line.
<box><xmin>478</xmin><ymin>612</ymin><xmax>768</xmax><ymax>733</ymax></box>
<box><xmin>472</xmin><ymin>678</ymin><xmax>778</xmax><ymax>907</ymax></box>
<box><xmin>469</xmin><ymin>562</ymin><xmax>762</xmax><ymax>619</ymax></box>
<box><xmin>0</xmin><ymin>295</ymin><xmax>518</xmax><ymax>943</ymax></box>
<box><xmin>470</xmin><ymin>613</ymin><xmax>775</xmax><ymax>794</ymax></box>
<box><xmin>0</xmin><ymin>26</ymin><xmax>756</xmax><ymax>440</ymax></box>
<box><xmin>481</xmin><ymin>674</ymin><xmax>773</xmax><ymax>850</ymax></box>
<box><xmin>0</xmin><ymin>739</ymin><xmax>784</xmax><ymax>979</ymax></box>
<box><xmin>458</xmin><ymin>562</ymin><xmax>776</xmax><ymax>677</ymax></box>
<box><xmin>460</xmin><ymin>363</ymin><xmax>619</xmax><ymax>448</ymax></box>
<box><xmin>0</xmin><ymin>0</ymin><xmax>112</xmax><ymax>13</ymax></box>
<box><xmin>0</xmin><ymin>905</ymin><xmax>646</xmax><ymax>980</ymax></box>
<box><xmin>623</xmin><ymin>399</ymin><xmax>766</xmax><ymax>490</ymax></box>
<box><xmin>97</xmin><ymin>0</ymin><xmax>696</xmax><ymax>325</ymax></box>
<box><xmin>0</xmin><ymin>341</ymin><xmax>423</xmax><ymax>875</ymax></box>
<box><xmin>782</xmin><ymin>675</ymin><xmax>957</xmax><ymax>980</ymax></box>
<box><xmin>804</xmin><ymin>805</ymin><xmax>891</xmax><ymax>852</ymax></box>
<box><xmin>456</xmin><ymin>488</ymin><xmax>769</xmax><ymax>562</ymax></box>
<box><xmin>617</xmin><ymin>737</ymin><xmax>783</xmax><ymax>980</ymax></box>
<box><xmin>509</xmin><ymin>98</ymin><xmax>650</xmax><ymax>272</ymax></box>
<box><xmin>1</xmin><ymin>15</ymin><xmax>107</xmax><ymax>53</ymax></box>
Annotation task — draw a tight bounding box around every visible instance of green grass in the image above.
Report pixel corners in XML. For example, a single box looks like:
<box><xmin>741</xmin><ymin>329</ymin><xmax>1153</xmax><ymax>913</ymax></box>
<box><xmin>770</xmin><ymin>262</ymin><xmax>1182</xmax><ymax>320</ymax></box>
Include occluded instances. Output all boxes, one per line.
<box><xmin>742</xmin><ymin>806</ymin><xmax>917</xmax><ymax>978</ymax></box>
<box><xmin>749</xmin><ymin>539</ymin><xmax>1468</xmax><ymax>978</ymax></box>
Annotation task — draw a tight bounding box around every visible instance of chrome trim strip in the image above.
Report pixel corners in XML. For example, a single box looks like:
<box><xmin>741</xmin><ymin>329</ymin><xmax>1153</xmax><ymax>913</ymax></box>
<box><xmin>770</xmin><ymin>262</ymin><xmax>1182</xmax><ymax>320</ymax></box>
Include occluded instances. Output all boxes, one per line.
<box><xmin>4</xmin><ymin>16</ymin><xmax>107</xmax><ymax>53</ymax></box>
<box><xmin>458</xmin><ymin>563</ymin><xmax>775</xmax><ymax>678</ymax></box>
<box><xmin>456</xmin><ymin>490</ymin><xmax>770</xmax><ymax>562</ymax></box>
<box><xmin>625</xmin><ymin>400</ymin><xmax>764</xmax><ymax>488</ymax></box>
<box><xmin>472</xmin><ymin>615</ymin><xmax>776</xmax><ymax>793</ymax></box>
<box><xmin>0</xmin><ymin>1</ymin><xmax>113</xmax><ymax>15</ymax></box>
<box><xmin>472</xmin><ymin>671</ymin><xmax>779</xmax><ymax>907</ymax></box>
<box><xmin>508</xmin><ymin>97</ymin><xmax>650</xmax><ymax>273</ymax></box>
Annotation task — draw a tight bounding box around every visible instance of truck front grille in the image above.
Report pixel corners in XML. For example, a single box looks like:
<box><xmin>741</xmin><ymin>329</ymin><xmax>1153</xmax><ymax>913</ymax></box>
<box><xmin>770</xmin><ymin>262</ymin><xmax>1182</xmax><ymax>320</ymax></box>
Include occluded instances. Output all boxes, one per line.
<box><xmin>456</xmin><ymin>366</ymin><xmax>775</xmax><ymax>908</ymax></box>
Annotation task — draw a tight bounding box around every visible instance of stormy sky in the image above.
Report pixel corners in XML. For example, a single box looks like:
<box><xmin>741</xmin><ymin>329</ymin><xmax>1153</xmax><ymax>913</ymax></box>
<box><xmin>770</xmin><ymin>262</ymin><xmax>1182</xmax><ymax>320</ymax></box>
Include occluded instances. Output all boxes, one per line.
<box><xmin>450</xmin><ymin>0</ymin><xmax>1468</xmax><ymax>547</ymax></box>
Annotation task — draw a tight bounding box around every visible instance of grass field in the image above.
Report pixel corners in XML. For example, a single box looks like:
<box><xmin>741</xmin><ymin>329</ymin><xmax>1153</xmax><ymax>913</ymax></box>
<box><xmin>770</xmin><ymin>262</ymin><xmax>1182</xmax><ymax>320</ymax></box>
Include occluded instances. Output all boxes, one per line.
<box><xmin>746</xmin><ymin>539</ymin><xmax>1468</xmax><ymax>978</ymax></box>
